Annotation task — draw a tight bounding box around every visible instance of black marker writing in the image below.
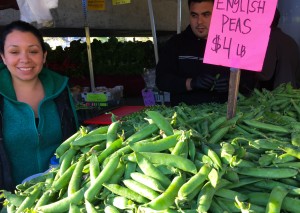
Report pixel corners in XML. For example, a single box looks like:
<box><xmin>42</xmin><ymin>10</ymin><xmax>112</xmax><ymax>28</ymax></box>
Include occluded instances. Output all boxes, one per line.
<box><xmin>211</xmin><ymin>35</ymin><xmax>246</xmax><ymax>59</ymax></box>
<box><xmin>222</xmin><ymin>14</ymin><xmax>251</xmax><ymax>34</ymax></box>
<box><xmin>237</xmin><ymin>44</ymin><xmax>246</xmax><ymax>57</ymax></box>
<box><xmin>216</xmin><ymin>0</ymin><xmax>266</xmax><ymax>14</ymax></box>
<box><xmin>211</xmin><ymin>35</ymin><xmax>222</xmax><ymax>53</ymax></box>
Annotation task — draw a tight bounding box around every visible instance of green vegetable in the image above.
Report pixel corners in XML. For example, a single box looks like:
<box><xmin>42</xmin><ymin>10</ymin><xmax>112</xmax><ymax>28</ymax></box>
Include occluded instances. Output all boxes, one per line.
<box><xmin>146</xmin><ymin>175</ymin><xmax>185</xmax><ymax>210</ymax></box>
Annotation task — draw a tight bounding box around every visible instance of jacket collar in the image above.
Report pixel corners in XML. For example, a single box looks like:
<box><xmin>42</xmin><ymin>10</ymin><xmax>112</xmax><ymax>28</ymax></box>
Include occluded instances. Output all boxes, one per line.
<box><xmin>0</xmin><ymin>64</ymin><xmax>68</xmax><ymax>100</ymax></box>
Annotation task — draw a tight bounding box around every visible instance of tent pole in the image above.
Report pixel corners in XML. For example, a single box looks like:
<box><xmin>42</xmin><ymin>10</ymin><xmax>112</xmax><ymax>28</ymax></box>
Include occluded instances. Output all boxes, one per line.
<box><xmin>82</xmin><ymin>0</ymin><xmax>95</xmax><ymax>91</ymax></box>
<box><xmin>177</xmin><ymin>0</ymin><xmax>182</xmax><ymax>34</ymax></box>
<box><xmin>85</xmin><ymin>25</ymin><xmax>95</xmax><ymax>92</ymax></box>
<box><xmin>147</xmin><ymin>0</ymin><xmax>159</xmax><ymax>64</ymax></box>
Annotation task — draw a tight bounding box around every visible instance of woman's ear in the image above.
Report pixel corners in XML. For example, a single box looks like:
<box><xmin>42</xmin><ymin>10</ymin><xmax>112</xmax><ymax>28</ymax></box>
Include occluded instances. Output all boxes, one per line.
<box><xmin>43</xmin><ymin>51</ymin><xmax>47</xmax><ymax>64</ymax></box>
<box><xmin>1</xmin><ymin>54</ymin><xmax>6</xmax><ymax>65</ymax></box>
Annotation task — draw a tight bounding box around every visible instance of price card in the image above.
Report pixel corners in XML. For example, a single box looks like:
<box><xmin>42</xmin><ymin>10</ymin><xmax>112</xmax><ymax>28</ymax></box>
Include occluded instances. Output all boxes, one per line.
<box><xmin>204</xmin><ymin>0</ymin><xmax>278</xmax><ymax>71</ymax></box>
<box><xmin>112</xmin><ymin>0</ymin><xmax>131</xmax><ymax>6</ymax></box>
<box><xmin>88</xmin><ymin>0</ymin><xmax>105</xmax><ymax>10</ymax></box>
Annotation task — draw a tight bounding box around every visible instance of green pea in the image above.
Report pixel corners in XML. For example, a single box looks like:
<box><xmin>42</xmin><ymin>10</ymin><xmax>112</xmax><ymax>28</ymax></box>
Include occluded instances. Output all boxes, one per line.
<box><xmin>146</xmin><ymin>111</ymin><xmax>174</xmax><ymax>136</ymax></box>
<box><xmin>103</xmin><ymin>183</ymin><xmax>149</xmax><ymax>204</ymax></box>
<box><xmin>84</xmin><ymin>154</ymin><xmax>120</xmax><ymax>202</ymax></box>
<box><xmin>178</xmin><ymin>164</ymin><xmax>211</xmax><ymax>200</ymax></box>
<box><xmin>146</xmin><ymin>175</ymin><xmax>185</xmax><ymax>210</ymax></box>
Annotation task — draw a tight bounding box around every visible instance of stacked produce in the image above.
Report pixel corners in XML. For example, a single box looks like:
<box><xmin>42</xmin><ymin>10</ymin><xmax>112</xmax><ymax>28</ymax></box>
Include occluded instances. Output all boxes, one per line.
<box><xmin>2</xmin><ymin>83</ymin><xmax>300</xmax><ymax>212</ymax></box>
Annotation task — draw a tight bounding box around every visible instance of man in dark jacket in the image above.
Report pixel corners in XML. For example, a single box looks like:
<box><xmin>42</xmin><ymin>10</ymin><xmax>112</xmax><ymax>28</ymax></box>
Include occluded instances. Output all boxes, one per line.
<box><xmin>155</xmin><ymin>0</ymin><xmax>255</xmax><ymax>106</ymax></box>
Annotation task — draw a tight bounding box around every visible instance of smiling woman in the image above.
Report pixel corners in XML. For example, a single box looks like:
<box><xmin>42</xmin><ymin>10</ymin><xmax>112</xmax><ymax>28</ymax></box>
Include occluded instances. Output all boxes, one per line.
<box><xmin>0</xmin><ymin>20</ymin><xmax>79</xmax><ymax>189</ymax></box>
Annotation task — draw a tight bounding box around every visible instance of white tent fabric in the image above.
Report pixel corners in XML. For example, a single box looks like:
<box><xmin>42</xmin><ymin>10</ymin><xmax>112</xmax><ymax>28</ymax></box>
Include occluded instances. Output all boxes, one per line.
<box><xmin>16</xmin><ymin>0</ymin><xmax>58</xmax><ymax>27</ymax></box>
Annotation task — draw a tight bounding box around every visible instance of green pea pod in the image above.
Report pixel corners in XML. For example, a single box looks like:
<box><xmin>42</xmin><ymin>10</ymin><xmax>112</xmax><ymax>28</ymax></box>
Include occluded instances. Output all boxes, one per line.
<box><xmin>1</xmin><ymin>190</ymin><xmax>25</xmax><ymax>207</ymax></box>
<box><xmin>125</xmin><ymin>123</ymin><xmax>159</xmax><ymax>144</ymax></box>
<box><xmin>37</xmin><ymin>188</ymin><xmax>85</xmax><ymax>213</ymax></box>
<box><xmin>129</xmin><ymin>132</ymin><xmax>181</xmax><ymax>152</ymax></box>
<box><xmin>59</xmin><ymin>148</ymin><xmax>77</xmax><ymax>176</ymax></box>
<box><xmin>208</xmin><ymin>168</ymin><xmax>220</xmax><ymax>188</ymax></box>
<box><xmin>85</xmin><ymin>199</ymin><xmax>98</xmax><ymax>213</ymax></box>
<box><xmin>55</xmin><ymin>131</ymin><xmax>80</xmax><ymax>158</ymax></box>
<box><xmin>103</xmin><ymin>183</ymin><xmax>149</xmax><ymax>204</ymax></box>
<box><xmin>71</xmin><ymin>133</ymin><xmax>107</xmax><ymax>147</ymax></box>
<box><xmin>201</xmin><ymin>144</ymin><xmax>222</xmax><ymax>170</ymax></box>
<box><xmin>146</xmin><ymin>111</ymin><xmax>174</xmax><ymax>136</ymax></box>
<box><xmin>208</xmin><ymin>126</ymin><xmax>230</xmax><ymax>144</ymax></box>
<box><xmin>273</xmin><ymin>153</ymin><xmax>297</xmax><ymax>164</ymax></box>
<box><xmin>100</xmin><ymin>162</ymin><xmax>126</xmax><ymax>199</ymax></box>
<box><xmin>69</xmin><ymin>203</ymin><xmax>81</xmax><ymax>213</ymax></box>
<box><xmin>249</xmin><ymin>139</ymin><xmax>285</xmax><ymax>150</ymax></box>
<box><xmin>16</xmin><ymin>183</ymin><xmax>43</xmax><ymax>213</ymax></box>
<box><xmin>135</xmin><ymin>152</ymin><xmax>171</xmax><ymax>189</ymax></box>
<box><xmin>226</xmin><ymin>177</ymin><xmax>262</xmax><ymax>189</ymax></box>
<box><xmin>196</xmin><ymin>182</ymin><xmax>217</xmax><ymax>213</ymax></box>
<box><xmin>68</xmin><ymin>155</ymin><xmax>86</xmax><ymax>195</ymax></box>
<box><xmin>124</xmin><ymin>161</ymin><xmax>137</xmax><ymax>180</ymax></box>
<box><xmin>195</xmin><ymin>152</ymin><xmax>214</xmax><ymax>166</ymax></box>
<box><xmin>34</xmin><ymin>190</ymin><xmax>55</xmax><ymax>209</ymax></box>
<box><xmin>243</xmin><ymin>119</ymin><xmax>290</xmax><ymax>134</ymax></box>
<box><xmin>222</xmin><ymin>170</ymin><xmax>239</xmax><ymax>183</ymax></box>
<box><xmin>146</xmin><ymin>175</ymin><xmax>185</xmax><ymax>210</ymax></box>
<box><xmin>253</xmin><ymin>179</ymin><xmax>300</xmax><ymax>196</ymax></box>
<box><xmin>235</xmin><ymin>167</ymin><xmax>298</xmax><ymax>179</ymax></box>
<box><xmin>106</xmin><ymin>120</ymin><xmax>120</xmax><ymax>148</ymax></box>
<box><xmin>104</xmin><ymin>205</ymin><xmax>121</xmax><ymax>213</ymax></box>
<box><xmin>123</xmin><ymin>179</ymin><xmax>160</xmax><ymax>200</ymax></box>
<box><xmin>84</xmin><ymin>154</ymin><xmax>120</xmax><ymax>202</ymax></box>
<box><xmin>188</xmin><ymin>139</ymin><xmax>196</xmax><ymax>161</ymax></box>
<box><xmin>137</xmin><ymin>206</ymin><xmax>178</xmax><ymax>213</ymax></box>
<box><xmin>106</xmin><ymin>196</ymin><xmax>136</xmax><ymax>210</ymax></box>
<box><xmin>214</xmin><ymin>188</ymin><xmax>248</xmax><ymax>201</ymax></box>
<box><xmin>87</xmin><ymin>125</ymin><xmax>109</xmax><ymax>135</ymax></box>
<box><xmin>210</xmin><ymin>199</ymin><xmax>225</xmax><ymax>213</ymax></box>
<box><xmin>139</xmin><ymin>152</ymin><xmax>197</xmax><ymax>174</ymax></box>
<box><xmin>274</xmin><ymin>162</ymin><xmax>300</xmax><ymax>169</ymax></box>
<box><xmin>130</xmin><ymin>172</ymin><xmax>165</xmax><ymax>192</ymax></box>
<box><xmin>97</xmin><ymin>138</ymin><xmax>123</xmax><ymax>163</ymax></box>
<box><xmin>177</xmin><ymin>164</ymin><xmax>211</xmax><ymax>200</ymax></box>
<box><xmin>280</xmin><ymin>144</ymin><xmax>300</xmax><ymax>159</ymax></box>
<box><xmin>200</xmin><ymin>119</ymin><xmax>210</xmax><ymax>138</ymax></box>
<box><xmin>258</xmin><ymin>153</ymin><xmax>276</xmax><ymax>166</ymax></box>
<box><xmin>291</xmin><ymin>98</ymin><xmax>300</xmax><ymax>118</ymax></box>
<box><xmin>171</xmin><ymin>133</ymin><xmax>189</xmax><ymax>157</ymax></box>
<box><xmin>230</xmin><ymin>156</ymin><xmax>257</xmax><ymax>168</ymax></box>
<box><xmin>208</xmin><ymin>116</ymin><xmax>227</xmax><ymax>132</ymax></box>
<box><xmin>52</xmin><ymin>163</ymin><xmax>77</xmax><ymax>192</ymax></box>
<box><xmin>89</xmin><ymin>153</ymin><xmax>100</xmax><ymax>185</ymax></box>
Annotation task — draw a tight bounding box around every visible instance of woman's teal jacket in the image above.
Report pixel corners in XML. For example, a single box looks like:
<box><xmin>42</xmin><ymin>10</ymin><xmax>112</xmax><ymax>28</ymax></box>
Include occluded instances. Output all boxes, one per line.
<box><xmin>0</xmin><ymin>64</ymin><xmax>79</xmax><ymax>186</ymax></box>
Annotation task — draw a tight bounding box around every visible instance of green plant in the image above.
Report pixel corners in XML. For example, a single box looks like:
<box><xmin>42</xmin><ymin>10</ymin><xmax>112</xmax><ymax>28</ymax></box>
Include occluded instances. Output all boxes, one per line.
<box><xmin>45</xmin><ymin>37</ymin><xmax>156</xmax><ymax>78</ymax></box>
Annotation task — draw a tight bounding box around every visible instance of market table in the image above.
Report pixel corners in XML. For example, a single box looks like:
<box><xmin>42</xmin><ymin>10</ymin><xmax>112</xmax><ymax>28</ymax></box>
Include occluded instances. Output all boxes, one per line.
<box><xmin>83</xmin><ymin>105</ymin><xmax>145</xmax><ymax>125</ymax></box>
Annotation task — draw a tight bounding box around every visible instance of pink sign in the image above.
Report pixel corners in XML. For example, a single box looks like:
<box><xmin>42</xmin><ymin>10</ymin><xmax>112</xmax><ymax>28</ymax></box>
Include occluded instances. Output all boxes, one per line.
<box><xmin>204</xmin><ymin>0</ymin><xmax>278</xmax><ymax>72</ymax></box>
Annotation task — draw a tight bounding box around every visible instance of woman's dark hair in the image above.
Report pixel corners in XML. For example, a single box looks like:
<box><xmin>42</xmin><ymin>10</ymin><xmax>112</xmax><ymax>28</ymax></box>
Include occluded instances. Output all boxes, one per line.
<box><xmin>0</xmin><ymin>20</ymin><xmax>46</xmax><ymax>54</ymax></box>
<box><xmin>188</xmin><ymin>0</ymin><xmax>214</xmax><ymax>8</ymax></box>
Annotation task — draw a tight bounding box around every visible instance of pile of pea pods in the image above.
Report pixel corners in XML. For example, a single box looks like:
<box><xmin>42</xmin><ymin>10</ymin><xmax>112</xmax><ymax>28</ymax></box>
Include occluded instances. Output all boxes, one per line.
<box><xmin>2</xmin><ymin>83</ymin><xmax>300</xmax><ymax>213</ymax></box>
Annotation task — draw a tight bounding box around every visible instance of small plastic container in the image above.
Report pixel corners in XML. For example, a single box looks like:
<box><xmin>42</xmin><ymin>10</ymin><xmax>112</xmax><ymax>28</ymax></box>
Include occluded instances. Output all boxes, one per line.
<box><xmin>49</xmin><ymin>155</ymin><xmax>59</xmax><ymax>169</ymax></box>
<box><xmin>22</xmin><ymin>155</ymin><xmax>59</xmax><ymax>184</ymax></box>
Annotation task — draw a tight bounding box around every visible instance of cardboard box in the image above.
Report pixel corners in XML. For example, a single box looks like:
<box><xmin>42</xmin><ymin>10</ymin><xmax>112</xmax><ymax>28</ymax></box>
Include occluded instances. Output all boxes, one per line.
<box><xmin>141</xmin><ymin>88</ymin><xmax>170</xmax><ymax>106</ymax></box>
<box><xmin>81</xmin><ymin>85</ymin><xmax>124</xmax><ymax>107</ymax></box>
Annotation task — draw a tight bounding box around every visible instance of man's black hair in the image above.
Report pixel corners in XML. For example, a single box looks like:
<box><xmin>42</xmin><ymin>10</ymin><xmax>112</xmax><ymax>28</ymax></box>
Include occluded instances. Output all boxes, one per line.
<box><xmin>188</xmin><ymin>0</ymin><xmax>214</xmax><ymax>8</ymax></box>
<box><xmin>271</xmin><ymin>8</ymin><xmax>280</xmax><ymax>28</ymax></box>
